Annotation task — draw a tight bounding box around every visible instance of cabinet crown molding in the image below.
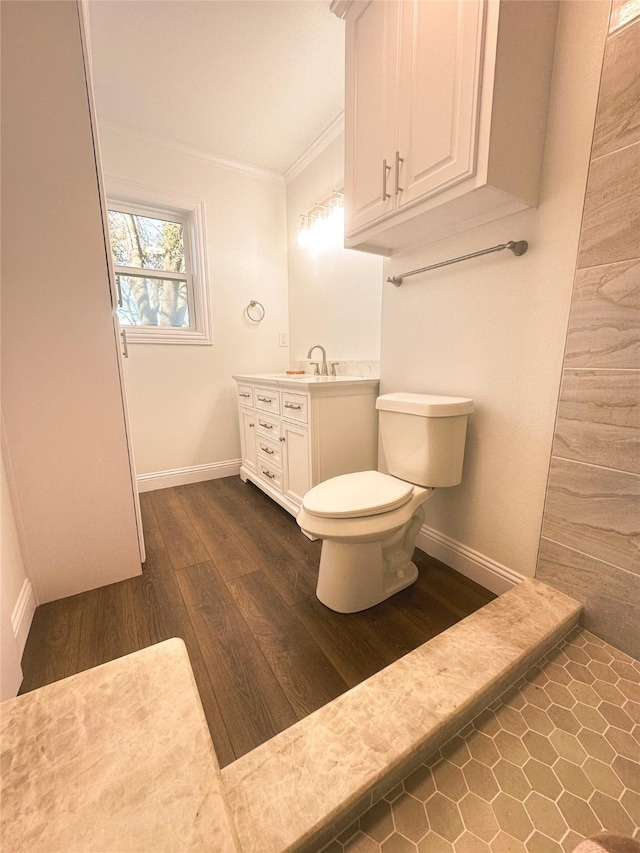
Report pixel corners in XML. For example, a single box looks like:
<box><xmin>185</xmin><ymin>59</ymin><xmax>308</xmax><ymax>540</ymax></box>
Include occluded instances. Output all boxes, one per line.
<box><xmin>330</xmin><ymin>1</ymin><xmax>352</xmax><ymax>20</ymax></box>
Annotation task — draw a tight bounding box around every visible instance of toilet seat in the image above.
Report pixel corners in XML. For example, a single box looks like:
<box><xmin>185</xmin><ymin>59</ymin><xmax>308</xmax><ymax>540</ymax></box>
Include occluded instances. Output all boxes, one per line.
<box><xmin>302</xmin><ymin>470</ymin><xmax>414</xmax><ymax>519</ymax></box>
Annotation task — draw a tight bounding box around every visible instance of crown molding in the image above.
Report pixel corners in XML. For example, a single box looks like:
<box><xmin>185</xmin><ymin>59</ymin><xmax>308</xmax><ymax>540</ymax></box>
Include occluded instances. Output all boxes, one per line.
<box><xmin>283</xmin><ymin>112</ymin><xmax>345</xmax><ymax>184</ymax></box>
<box><xmin>330</xmin><ymin>1</ymin><xmax>353</xmax><ymax>20</ymax></box>
<box><xmin>98</xmin><ymin>121</ymin><xmax>285</xmax><ymax>184</ymax></box>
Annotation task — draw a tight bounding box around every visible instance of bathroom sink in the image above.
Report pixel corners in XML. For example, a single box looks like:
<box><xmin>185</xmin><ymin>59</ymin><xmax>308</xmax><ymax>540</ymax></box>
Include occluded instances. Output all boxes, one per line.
<box><xmin>232</xmin><ymin>372</ymin><xmax>379</xmax><ymax>388</ymax></box>
<box><xmin>287</xmin><ymin>375</ymin><xmax>336</xmax><ymax>381</ymax></box>
<box><xmin>260</xmin><ymin>373</ymin><xmax>340</xmax><ymax>381</ymax></box>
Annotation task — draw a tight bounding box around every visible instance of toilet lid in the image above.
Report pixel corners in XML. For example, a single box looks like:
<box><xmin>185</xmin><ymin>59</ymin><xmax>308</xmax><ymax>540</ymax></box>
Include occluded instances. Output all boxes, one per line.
<box><xmin>302</xmin><ymin>471</ymin><xmax>414</xmax><ymax>519</ymax></box>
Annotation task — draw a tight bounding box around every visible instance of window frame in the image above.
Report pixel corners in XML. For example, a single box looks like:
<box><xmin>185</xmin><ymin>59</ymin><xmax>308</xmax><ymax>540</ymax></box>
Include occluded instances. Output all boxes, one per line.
<box><xmin>106</xmin><ymin>181</ymin><xmax>212</xmax><ymax>345</ymax></box>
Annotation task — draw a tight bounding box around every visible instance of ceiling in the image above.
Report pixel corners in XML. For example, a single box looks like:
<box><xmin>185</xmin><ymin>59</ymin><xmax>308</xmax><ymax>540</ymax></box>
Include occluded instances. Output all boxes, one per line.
<box><xmin>87</xmin><ymin>1</ymin><xmax>345</xmax><ymax>175</ymax></box>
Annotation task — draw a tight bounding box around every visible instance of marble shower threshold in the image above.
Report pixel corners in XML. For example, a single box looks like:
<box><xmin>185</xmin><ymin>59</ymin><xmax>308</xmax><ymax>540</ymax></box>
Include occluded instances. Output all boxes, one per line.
<box><xmin>221</xmin><ymin>579</ymin><xmax>581</xmax><ymax>852</ymax></box>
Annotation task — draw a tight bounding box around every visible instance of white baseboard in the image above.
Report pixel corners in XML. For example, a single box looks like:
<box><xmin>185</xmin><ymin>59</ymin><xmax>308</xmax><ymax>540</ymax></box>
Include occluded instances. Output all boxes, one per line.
<box><xmin>137</xmin><ymin>459</ymin><xmax>242</xmax><ymax>493</ymax></box>
<box><xmin>416</xmin><ymin>524</ymin><xmax>525</xmax><ymax>595</ymax></box>
<box><xmin>11</xmin><ymin>578</ymin><xmax>36</xmax><ymax>657</ymax></box>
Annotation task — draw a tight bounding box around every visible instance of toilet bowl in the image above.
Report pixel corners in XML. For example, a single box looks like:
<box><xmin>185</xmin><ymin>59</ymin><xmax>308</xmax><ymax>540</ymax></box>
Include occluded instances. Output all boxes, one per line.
<box><xmin>297</xmin><ymin>392</ymin><xmax>474</xmax><ymax>613</ymax></box>
<box><xmin>297</xmin><ymin>470</ymin><xmax>434</xmax><ymax>612</ymax></box>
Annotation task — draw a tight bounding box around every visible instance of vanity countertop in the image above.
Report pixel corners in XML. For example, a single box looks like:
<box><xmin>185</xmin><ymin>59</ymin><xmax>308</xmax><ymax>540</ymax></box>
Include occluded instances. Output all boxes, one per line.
<box><xmin>232</xmin><ymin>372</ymin><xmax>379</xmax><ymax>390</ymax></box>
<box><xmin>0</xmin><ymin>639</ymin><xmax>240</xmax><ymax>853</ymax></box>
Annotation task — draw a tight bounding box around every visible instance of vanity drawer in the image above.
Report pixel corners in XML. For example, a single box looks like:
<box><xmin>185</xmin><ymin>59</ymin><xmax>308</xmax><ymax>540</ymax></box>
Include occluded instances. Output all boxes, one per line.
<box><xmin>255</xmin><ymin>388</ymin><xmax>280</xmax><ymax>415</ymax></box>
<box><xmin>255</xmin><ymin>412</ymin><xmax>280</xmax><ymax>438</ymax></box>
<box><xmin>257</xmin><ymin>459</ymin><xmax>282</xmax><ymax>490</ymax></box>
<box><xmin>237</xmin><ymin>384</ymin><xmax>254</xmax><ymax>406</ymax></box>
<box><xmin>281</xmin><ymin>391</ymin><xmax>308</xmax><ymax>423</ymax></box>
<box><xmin>257</xmin><ymin>434</ymin><xmax>282</xmax><ymax>467</ymax></box>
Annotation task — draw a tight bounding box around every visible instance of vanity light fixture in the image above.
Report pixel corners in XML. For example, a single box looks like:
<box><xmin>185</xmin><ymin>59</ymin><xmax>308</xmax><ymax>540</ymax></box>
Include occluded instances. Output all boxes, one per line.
<box><xmin>297</xmin><ymin>191</ymin><xmax>344</xmax><ymax>251</ymax></box>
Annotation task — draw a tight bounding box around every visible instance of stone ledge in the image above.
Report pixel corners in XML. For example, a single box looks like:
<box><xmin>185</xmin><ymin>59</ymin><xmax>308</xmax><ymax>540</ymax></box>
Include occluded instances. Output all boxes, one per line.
<box><xmin>221</xmin><ymin>579</ymin><xmax>581</xmax><ymax>852</ymax></box>
<box><xmin>1</xmin><ymin>639</ymin><xmax>240</xmax><ymax>853</ymax></box>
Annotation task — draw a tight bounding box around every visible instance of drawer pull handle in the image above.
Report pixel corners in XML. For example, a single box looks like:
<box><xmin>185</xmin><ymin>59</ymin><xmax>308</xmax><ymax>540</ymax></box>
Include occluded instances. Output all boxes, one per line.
<box><xmin>257</xmin><ymin>395</ymin><xmax>273</xmax><ymax>403</ymax></box>
<box><xmin>258</xmin><ymin>421</ymin><xmax>273</xmax><ymax>429</ymax></box>
<box><xmin>239</xmin><ymin>392</ymin><xmax>250</xmax><ymax>398</ymax></box>
<box><xmin>263</xmin><ymin>469</ymin><xmax>276</xmax><ymax>479</ymax></box>
<box><xmin>260</xmin><ymin>445</ymin><xmax>275</xmax><ymax>454</ymax></box>
<box><xmin>249</xmin><ymin>422</ymin><xmax>254</xmax><ymax>428</ymax></box>
<box><xmin>284</xmin><ymin>403</ymin><xmax>302</xmax><ymax>410</ymax></box>
<box><xmin>279</xmin><ymin>436</ymin><xmax>286</xmax><ymax>442</ymax></box>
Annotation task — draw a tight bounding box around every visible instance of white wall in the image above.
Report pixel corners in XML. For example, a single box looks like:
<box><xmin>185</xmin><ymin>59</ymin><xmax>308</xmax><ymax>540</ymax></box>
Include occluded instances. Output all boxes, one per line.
<box><xmin>1</xmin><ymin>0</ymin><xmax>142</xmax><ymax>604</ymax></box>
<box><xmin>381</xmin><ymin>1</ymin><xmax>610</xmax><ymax>586</ymax></box>
<box><xmin>98</xmin><ymin>125</ymin><xmax>290</xmax><ymax>478</ymax></box>
<box><xmin>287</xmin><ymin>133</ymin><xmax>383</xmax><ymax>366</ymax></box>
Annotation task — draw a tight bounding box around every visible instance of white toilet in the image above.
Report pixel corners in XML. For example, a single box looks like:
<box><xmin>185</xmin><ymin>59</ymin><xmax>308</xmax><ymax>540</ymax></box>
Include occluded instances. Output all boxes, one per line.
<box><xmin>296</xmin><ymin>392</ymin><xmax>474</xmax><ymax>613</ymax></box>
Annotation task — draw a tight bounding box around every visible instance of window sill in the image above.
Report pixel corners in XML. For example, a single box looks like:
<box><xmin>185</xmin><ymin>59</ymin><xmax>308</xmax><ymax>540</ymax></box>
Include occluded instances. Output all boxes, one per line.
<box><xmin>122</xmin><ymin>328</ymin><xmax>213</xmax><ymax>346</ymax></box>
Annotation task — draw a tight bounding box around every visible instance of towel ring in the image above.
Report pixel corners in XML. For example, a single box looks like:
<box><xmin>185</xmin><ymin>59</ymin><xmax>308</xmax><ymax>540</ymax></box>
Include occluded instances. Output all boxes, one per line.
<box><xmin>245</xmin><ymin>300</ymin><xmax>265</xmax><ymax>323</ymax></box>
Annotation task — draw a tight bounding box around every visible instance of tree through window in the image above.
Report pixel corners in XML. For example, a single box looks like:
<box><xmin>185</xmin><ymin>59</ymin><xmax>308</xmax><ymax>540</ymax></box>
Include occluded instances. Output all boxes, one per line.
<box><xmin>106</xmin><ymin>190</ymin><xmax>211</xmax><ymax>345</ymax></box>
<box><xmin>108</xmin><ymin>205</ymin><xmax>192</xmax><ymax>329</ymax></box>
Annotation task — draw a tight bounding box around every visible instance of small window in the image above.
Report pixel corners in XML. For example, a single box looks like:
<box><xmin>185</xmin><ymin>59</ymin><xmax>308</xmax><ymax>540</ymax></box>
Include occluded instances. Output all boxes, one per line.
<box><xmin>106</xmin><ymin>196</ymin><xmax>211</xmax><ymax>345</ymax></box>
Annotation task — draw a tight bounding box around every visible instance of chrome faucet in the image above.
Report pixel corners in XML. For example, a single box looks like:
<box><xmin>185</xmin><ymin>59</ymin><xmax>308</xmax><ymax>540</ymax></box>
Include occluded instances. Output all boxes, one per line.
<box><xmin>306</xmin><ymin>344</ymin><xmax>328</xmax><ymax>375</ymax></box>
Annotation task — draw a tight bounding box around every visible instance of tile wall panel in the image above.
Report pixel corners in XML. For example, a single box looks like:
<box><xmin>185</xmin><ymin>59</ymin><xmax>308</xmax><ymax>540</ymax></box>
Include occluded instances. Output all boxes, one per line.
<box><xmin>541</xmin><ymin>458</ymin><xmax>640</xmax><ymax>575</ymax></box>
<box><xmin>609</xmin><ymin>0</ymin><xmax>640</xmax><ymax>32</ymax></box>
<box><xmin>537</xmin><ymin>538</ymin><xmax>640</xmax><ymax>658</ymax></box>
<box><xmin>552</xmin><ymin>370</ymin><xmax>639</xmax><ymax>473</ymax></box>
<box><xmin>564</xmin><ymin>260</ymin><xmax>639</xmax><ymax>369</ymax></box>
<box><xmin>537</xmin><ymin>10</ymin><xmax>640</xmax><ymax>656</ymax></box>
<box><xmin>592</xmin><ymin>20</ymin><xmax>640</xmax><ymax>158</ymax></box>
<box><xmin>577</xmin><ymin>141</ymin><xmax>640</xmax><ymax>269</ymax></box>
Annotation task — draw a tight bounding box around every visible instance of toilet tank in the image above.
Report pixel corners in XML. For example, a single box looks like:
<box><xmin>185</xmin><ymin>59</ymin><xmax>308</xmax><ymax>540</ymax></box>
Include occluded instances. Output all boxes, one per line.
<box><xmin>376</xmin><ymin>393</ymin><xmax>474</xmax><ymax>487</ymax></box>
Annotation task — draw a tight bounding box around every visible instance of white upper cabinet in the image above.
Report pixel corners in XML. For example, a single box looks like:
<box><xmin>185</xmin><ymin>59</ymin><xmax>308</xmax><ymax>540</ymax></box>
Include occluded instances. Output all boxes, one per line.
<box><xmin>345</xmin><ymin>0</ymin><xmax>398</xmax><ymax>232</ymax></box>
<box><xmin>342</xmin><ymin>0</ymin><xmax>559</xmax><ymax>255</ymax></box>
<box><xmin>395</xmin><ymin>1</ymin><xmax>484</xmax><ymax>208</ymax></box>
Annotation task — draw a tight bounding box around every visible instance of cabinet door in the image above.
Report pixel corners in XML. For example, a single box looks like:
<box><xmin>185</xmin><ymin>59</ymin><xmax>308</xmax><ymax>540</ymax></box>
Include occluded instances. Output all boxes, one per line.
<box><xmin>395</xmin><ymin>0</ymin><xmax>485</xmax><ymax>209</ymax></box>
<box><xmin>282</xmin><ymin>421</ymin><xmax>311</xmax><ymax>507</ymax></box>
<box><xmin>345</xmin><ymin>0</ymin><xmax>399</xmax><ymax>236</ymax></box>
<box><xmin>239</xmin><ymin>407</ymin><xmax>257</xmax><ymax>473</ymax></box>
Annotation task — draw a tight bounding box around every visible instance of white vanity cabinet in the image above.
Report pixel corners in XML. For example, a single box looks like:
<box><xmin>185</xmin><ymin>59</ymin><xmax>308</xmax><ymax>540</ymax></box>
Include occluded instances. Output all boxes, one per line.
<box><xmin>233</xmin><ymin>375</ymin><xmax>379</xmax><ymax>517</ymax></box>
<box><xmin>341</xmin><ymin>0</ymin><xmax>558</xmax><ymax>255</ymax></box>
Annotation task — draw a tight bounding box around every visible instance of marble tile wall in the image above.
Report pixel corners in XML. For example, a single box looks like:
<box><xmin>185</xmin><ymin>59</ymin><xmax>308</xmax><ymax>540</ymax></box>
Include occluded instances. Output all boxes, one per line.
<box><xmin>536</xmin><ymin>5</ymin><xmax>640</xmax><ymax>658</ymax></box>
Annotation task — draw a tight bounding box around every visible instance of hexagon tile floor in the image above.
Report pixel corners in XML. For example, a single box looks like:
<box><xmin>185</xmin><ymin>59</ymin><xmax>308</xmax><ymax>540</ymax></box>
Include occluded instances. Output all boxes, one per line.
<box><xmin>323</xmin><ymin>627</ymin><xmax>639</xmax><ymax>852</ymax></box>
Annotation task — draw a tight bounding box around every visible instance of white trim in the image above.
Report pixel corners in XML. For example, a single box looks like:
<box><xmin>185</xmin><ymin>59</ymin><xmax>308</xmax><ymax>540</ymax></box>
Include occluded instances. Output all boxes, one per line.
<box><xmin>416</xmin><ymin>524</ymin><xmax>525</xmax><ymax>595</ymax></box>
<box><xmin>76</xmin><ymin>2</ymin><xmax>146</xmax><ymax>563</ymax></box>
<box><xmin>284</xmin><ymin>113</ymin><xmax>345</xmax><ymax>184</ymax></box>
<box><xmin>11</xmin><ymin>579</ymin><xmax>36</xmax><ymax>658</ymax></box>
<box><xmin>106</xmin><ymin>182</ymin><xmax>212</xmax><ymax>346</ymax></box>
<box><xmin>137</xmin><ymin>460</ymin><xmax>242</xmax><ymax>492</ymax></box>
<box><xmin>100</xmin><ymin>121</ymin><xmax>284</xmax><ymax>184</ymax></box>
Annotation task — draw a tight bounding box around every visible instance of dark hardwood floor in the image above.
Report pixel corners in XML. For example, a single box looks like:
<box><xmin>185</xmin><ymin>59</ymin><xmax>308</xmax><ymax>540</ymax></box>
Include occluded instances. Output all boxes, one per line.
<box><xmin>19</xmin><ymin>476</ymin><xmax>495</xmax><ymax>767</ymax></box>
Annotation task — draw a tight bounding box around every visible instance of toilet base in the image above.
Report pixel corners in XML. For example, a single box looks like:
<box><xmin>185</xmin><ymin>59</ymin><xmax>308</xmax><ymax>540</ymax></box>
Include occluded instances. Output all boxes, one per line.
<box><xmin>315</xmin><ymin>506</ymin><xmax>425</xmax><ymax>613</ymax></box>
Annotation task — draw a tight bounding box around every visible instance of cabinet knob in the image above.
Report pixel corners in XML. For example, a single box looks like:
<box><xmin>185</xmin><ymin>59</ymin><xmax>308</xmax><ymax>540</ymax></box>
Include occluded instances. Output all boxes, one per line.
<box><xmin>279</xmin><ymin>436</ymin><xmax>286</xmax><ymax>442</ymax></box>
